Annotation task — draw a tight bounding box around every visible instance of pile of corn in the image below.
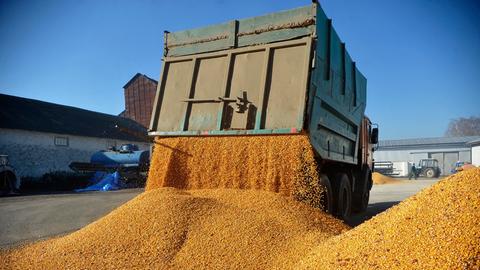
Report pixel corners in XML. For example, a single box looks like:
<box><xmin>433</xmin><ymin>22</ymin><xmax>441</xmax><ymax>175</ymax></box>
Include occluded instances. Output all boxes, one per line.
<box><xmin>1</xmin><ymin>188</ymin><xmax>348</xmax><ymax>269</ymax></box>
<box><xmin>372</xmin><ymin>172</ymin><xmax>402</xmax><ymax>185</ymax></box>
<box><xmin>147</xmin><ymin>135</ymin><xmax>324</xmax><ymax>208</ymax></box>
<box><xmin>1</xmin><ymin>135</ymin><xmax>479</xmax><ymax>269</ymax></box>
<box><xmin>298</xmin><ymin>168</ymin><xmax>480</xmax><ymax>269</ymax></box>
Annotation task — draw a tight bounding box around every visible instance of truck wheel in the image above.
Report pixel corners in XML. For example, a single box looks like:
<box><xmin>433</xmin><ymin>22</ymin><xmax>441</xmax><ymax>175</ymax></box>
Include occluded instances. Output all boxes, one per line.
<box><xmin>425</xmin><ymin>168</ymin><xmax>435</xmax><ymax>178</ymax></box>
<box><xmin>353</xmin><ymin>169</ymin><xmax>371</xmax><ymax>213</ymax></box>
<box><xmin>334</xmin><ymin>174</ymin><xmax>352</xmax><ymax>221</ymax></box>
<box><xmin>319</xmin><ymin>174</ymin><xmax>334</xmax><ymax>214</ymax></box>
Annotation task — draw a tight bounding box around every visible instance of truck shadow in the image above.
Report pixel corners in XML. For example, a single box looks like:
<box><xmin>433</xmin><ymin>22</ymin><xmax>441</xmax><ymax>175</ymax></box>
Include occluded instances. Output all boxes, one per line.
<box><xmin>348</xmin><ymin>201</ymin><xmax>401</xmax><ymax>227</ymax></box>
<box><xmin>1</xmin><ymin>189</ymin><xmax>143</xmax><ymax>199</ymax></box>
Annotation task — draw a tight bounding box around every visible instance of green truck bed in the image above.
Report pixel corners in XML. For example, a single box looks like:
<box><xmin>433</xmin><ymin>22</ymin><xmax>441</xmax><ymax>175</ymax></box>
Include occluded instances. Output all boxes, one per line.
<box><xmin>149</xmin><ymin>2</ymin><xmax>367</xmax><ymax>165</ymax></box>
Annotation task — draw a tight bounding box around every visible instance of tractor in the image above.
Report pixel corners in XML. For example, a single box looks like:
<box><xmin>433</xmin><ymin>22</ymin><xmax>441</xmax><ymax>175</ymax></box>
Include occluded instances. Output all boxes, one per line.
<box><xmin>415</xmin><ymin>159</ymin><xmax>441</xmax><ymax>178</ymax></box>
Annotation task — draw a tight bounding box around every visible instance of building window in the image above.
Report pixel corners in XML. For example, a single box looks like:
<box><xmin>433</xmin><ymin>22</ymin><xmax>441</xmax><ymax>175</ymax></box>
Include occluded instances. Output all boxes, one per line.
<box><xmin>54</xmin><ymin>136</ymin><xmax>69</xmax><ymax>147</ymax></box>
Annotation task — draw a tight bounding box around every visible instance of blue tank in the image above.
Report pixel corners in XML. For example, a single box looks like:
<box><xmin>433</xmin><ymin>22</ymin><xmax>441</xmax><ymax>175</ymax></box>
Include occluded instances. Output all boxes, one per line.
<box><xmin>90</xmin><ymin>144</ymin><xmax>150</xmax><ymax>169</ymax></box>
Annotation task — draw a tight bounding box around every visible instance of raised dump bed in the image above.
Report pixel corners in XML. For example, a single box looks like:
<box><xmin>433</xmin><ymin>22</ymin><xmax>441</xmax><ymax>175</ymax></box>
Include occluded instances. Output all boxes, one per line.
<box><xmin>148</xmin><ymin>2</ymin><xmax>378</xmax><ymax>220</ymax></box>
<box><xmin>150</xmin><ymin>3</ymin><xmax>368</xmax><ymax>165</ymax></box>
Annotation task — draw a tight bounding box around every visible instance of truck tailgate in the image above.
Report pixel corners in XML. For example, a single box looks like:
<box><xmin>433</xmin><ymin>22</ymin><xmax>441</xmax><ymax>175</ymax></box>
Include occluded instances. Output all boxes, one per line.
<box><xmin>149</xmin><ymin>37</ymin><xmax>312</xmax><ymax>136</ymax></box>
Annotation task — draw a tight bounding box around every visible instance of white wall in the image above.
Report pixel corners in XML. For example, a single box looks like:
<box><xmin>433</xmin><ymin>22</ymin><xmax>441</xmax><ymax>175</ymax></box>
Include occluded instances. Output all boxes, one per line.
<box><xmin>374</xmin><ymin>149</ymin><xmax>423</xmax><ymax>163</ymax></box>
<box><xmin>375</xmin><ymin>148</ymin><xmax>471</xmax><ymax>161</ymax></box>
<box><xmin>373</xmin><ymin>150</ymin><xmax>403</xmax><ymax>162</ymax></box>
<box><xmin>374</xmin><ymin>147</ymin><xmax>472</xmax><ymax>175</ymax></box>
<box><xmin>472</xmin><ymin>145</ymin><xmax>480</xmax><ymax>167</ymax></box>
<box><xmin>0</xmin><ymin>128</ymin><xmax>150</xmax><ymax>178</ymax></box>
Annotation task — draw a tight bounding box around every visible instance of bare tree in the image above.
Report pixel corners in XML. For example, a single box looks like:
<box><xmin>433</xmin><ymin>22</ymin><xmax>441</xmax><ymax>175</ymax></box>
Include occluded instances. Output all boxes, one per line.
<box><xmin>445</xmin><ymin>116</ymin><xmax>480</xmax><ymax>137</ymax></box>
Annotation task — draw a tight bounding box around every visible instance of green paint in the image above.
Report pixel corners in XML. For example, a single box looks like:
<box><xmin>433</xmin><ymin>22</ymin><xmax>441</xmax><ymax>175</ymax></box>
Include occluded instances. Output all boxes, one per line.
<box><xmin>152</xmin><ymin>3</ymin><xmax>368</xmax><ymax>165</ymax></box>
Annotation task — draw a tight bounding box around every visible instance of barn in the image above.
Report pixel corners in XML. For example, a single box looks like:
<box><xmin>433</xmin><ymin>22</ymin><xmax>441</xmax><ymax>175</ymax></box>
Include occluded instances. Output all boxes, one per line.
<box><xmin>119</xmin><ymin>73</ymin><xmax>158</xmax><ymax>128</ymax></box>
<box><xmin>374</xmin><ymin>136</ymin><xmax>480</xmax><ymax>176</ymax></box>
<box><xmin>0</xmin><ymin>94</ymin><xmax>150</xmax><ymax>179</ymax></box>
<box><xmin>468</xmin><ymin>138</ymin><xmax>480</xmax><ymax>167</ymax></box>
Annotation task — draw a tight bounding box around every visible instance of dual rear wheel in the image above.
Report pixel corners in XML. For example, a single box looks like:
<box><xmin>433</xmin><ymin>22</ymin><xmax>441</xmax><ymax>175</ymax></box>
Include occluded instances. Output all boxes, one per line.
<box><xmin>318</xmin><ymin>174</ymin><xmax>334</xmax><ymax>214</ymax></box>
<box><xmin>318</xmin><ymin>173</ymin><xmax>352</xmax><ymax>220</ymax></box>
<box><xmin>334</xmin><ymin>174</ymin><xmax>352</xmax><ymax>221</ymax></box>
<box><xmin>352</xmin><ymin>169</ymin><xmax>371</xmax><ymax>213</ymax></box>
<box><xmin>319</xmin><ymin>171</ymin><xmax>370</xmax><ymax>221</ymax></box>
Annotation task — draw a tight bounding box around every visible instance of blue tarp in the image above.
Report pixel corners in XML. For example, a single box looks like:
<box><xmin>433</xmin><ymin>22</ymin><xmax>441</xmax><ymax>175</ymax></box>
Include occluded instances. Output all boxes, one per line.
<box><xmin>76</xmin><ymin>171</ymin><xmax>123</xmax><ymax>192</ymax></box>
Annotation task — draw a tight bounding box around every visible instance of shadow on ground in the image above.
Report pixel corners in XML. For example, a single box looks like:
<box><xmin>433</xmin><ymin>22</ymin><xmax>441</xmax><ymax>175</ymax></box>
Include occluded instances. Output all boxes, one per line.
<box><xmin>348</xmin><ymin>201</ymin><xmax>401</xmax><ymax>227</ymax></box>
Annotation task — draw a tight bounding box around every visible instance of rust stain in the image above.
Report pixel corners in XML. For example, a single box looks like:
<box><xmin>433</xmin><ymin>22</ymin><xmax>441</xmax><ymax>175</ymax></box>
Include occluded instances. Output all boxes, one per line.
<box><xmin>237</xmin><ymin>18</ymin><xmax>315</xmax><ymax>37</ymax></box>
<box><xmin>168</xmin><ymin>34</ymin><xmax>229</xmax><ymax>48</ymax></box>
<box><xmin>166</xmin><ymin>18</ymin><xmax>315</xmax><ymax>49</ymax></box>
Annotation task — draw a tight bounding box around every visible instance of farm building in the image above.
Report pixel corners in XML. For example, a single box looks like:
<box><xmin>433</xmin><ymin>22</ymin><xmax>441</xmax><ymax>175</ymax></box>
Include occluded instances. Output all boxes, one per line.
<box><xmin>468</xmin><ymin>139</ymin><xmax>480</xmax><ymax>167</ymax></box>
<box><xmin>119</xmin><ymin>73</ymin><xmax>158</xmax><ymax>128</ymax></box>
<box><xmin>0</xmin><ymin>94</ymin><xmax>150</xmax><ymax>179</ymax></box>
<box><xmin>374</xmin><ymin>136</ymin><xmax>480</xmax><ymax>176</ymax></box>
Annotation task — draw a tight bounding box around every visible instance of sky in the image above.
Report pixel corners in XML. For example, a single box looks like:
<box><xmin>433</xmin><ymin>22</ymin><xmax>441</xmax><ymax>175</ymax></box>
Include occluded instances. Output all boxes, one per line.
<box><xmin>0</xmin><ymin>0</ymin><xmax>479</xmax><ymax>140</ymax></box>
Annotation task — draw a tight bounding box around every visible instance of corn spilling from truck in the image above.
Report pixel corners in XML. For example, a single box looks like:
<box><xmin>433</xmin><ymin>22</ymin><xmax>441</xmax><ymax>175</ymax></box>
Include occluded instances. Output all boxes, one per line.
<box><xmin>2</xmin><ymin>2</ymin><xmax>478</xmax><ymax>270</ymax></box>
<box><xmin>147</xmin><ymin>2</ymin><xmax>378</xmax><ymax>219</ymax></box>
<box><xmin>147</xmin><ymin>135</ymin><xmax>325</xmax><ymax>208</ymax></box>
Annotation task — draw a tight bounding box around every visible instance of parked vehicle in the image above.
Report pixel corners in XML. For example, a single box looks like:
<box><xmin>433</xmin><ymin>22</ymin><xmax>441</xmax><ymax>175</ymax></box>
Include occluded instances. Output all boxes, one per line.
<box><xmin>451</xmin><ymin>161</ymin><xmax>475</xmax><ymax>174</ymax></box>
<box><xmin>415</xmin><ymin>159</ymin><xmax>441</xmax><ymax>178</ymax></box>
<box><xmin>69</xmin><ymin>144</ymin><xmax>150</xmax><ymax>185</ymax></box>
<box><xmin>0</xmin><ymin>155</ymin><xmax>20</xmax><ymax>195</ymax></box>
<box><xmin>374</xmin><ymin>161</ymin><xmax>395</xmax><ymax>175</ymax></box>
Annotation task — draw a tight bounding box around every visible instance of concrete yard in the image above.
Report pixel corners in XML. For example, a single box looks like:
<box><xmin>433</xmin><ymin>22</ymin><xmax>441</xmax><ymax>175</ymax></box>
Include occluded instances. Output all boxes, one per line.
<box><xmin>0</xmin><ymin>179</ymin><xmax>439</xmax><ymax>248</ymax></box>
<box><xmin>0</xmin><ymin>189</ymin><xmax>142</xmax><ymax>248</ymax></box>
<box><xmin>349</xmin><ymin>179</ymin><xmax>440</xmax><ymax>226</ymax></box>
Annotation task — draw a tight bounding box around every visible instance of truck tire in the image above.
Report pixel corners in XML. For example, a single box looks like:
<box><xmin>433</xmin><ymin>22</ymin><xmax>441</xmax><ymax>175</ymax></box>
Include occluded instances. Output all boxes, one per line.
<box><xmin>319</xmin><ymin>174</ymin><xmax>334</xmax><ymax>214</ymax></box>
<box><xmin>334</xmin><ymin>173</ymin><xmax>352</xmax><ymax>221</ymax></box>
<box><xmin>425</xmin><ymin>168</ymin><xmax>435</xmax><ymax>178</ymax></box>
<box><xmin>352</xmin><ymin>169</ymin><xmax>371</xmax><ymax>213</ymax></box>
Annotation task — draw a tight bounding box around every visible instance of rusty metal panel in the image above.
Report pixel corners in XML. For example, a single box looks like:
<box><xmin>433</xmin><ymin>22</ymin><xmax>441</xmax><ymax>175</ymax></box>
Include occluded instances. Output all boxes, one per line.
<box><xmin>187</xmin><ymin>56</ymin><xmax>228</xmax><ymax>131</ymax></box>
<box><xmin>226</xmin><ymin>50</ymin><xmax>265</xmax><ymax>130</ymax></box>
<box><xmin>264</xmin><ymin>43</ymin><xmax>311</xmax><ymax>129</ymax></box>
<box><xmin>165</xmin><ymin>5</ymin><xmax>315</xmax><ymax>57</ymax></box>
<box><xmin>150</xmin><ymin>3</ymin><xmax>369</xmax><ymax>166</ymax></box>
<box><xmin>153</xmin><ymin>60</ymin><xmax>193</xmax><ymax>131</ymax></box>
<box><xmin>150</xmin><ymin>38</ymin><xmax>312</xmax><ymax>136</ymax></box>
<box><xmin>306</xmin><ymin>4</ymin><xmax>367</xmax><ymax>165</ymax></box>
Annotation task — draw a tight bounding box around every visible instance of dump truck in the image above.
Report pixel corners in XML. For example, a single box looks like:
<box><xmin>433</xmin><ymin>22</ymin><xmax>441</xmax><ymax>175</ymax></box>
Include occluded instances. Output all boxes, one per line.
<box><xmin>148</xmin><ymin>1</ymin><xmax>378</xmax><ymax>220</ymax></box>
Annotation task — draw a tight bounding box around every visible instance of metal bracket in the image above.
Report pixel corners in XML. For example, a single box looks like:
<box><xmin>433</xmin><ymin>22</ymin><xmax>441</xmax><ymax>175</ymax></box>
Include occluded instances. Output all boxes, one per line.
<box><xmin>235</xmin><ymin>91</ymin><xmax>250</xmax><ymax>113</ymax></box>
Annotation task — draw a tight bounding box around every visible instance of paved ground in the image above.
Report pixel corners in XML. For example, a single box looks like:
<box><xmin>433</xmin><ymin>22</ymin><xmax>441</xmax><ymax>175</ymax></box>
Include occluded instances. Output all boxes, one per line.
<box><xmin>349</xmin><ymin>178</ymin><xmax>440</xmax><ymax>226</ymax></box>
<box><xmin>0</xmin><ymin>179</ymin><xmax>439</xmax><ymax>248</ymax></box>
<box><xmin>0</xmin><ymin>189</ymin><xmax>142</xmax><ymax>248</ymax></box>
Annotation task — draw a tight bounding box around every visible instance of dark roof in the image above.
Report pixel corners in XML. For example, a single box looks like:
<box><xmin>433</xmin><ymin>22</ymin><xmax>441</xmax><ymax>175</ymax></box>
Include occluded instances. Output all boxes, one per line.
<box><xmin>0</xmin><ymin>94</ymin><xmax>148</xmax><ymax>142</ymax></box>
<box><xmin>378</xmin><ymin>136</ymin><xmax>480</xmax><ymax>150</ymax></box>
<box><xmin>123</xmin><ymin>73</ymin><xmax>158</xmax><ymax>89</ymax></box>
